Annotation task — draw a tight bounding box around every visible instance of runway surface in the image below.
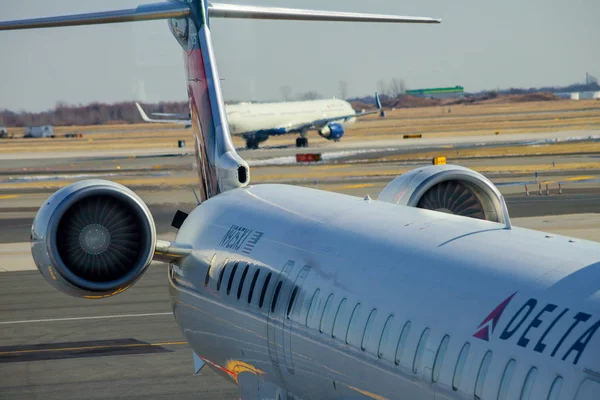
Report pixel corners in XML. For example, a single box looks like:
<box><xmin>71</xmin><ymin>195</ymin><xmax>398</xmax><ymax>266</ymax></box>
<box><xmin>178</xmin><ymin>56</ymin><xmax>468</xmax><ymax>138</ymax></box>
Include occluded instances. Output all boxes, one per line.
<box><xmin>1</xmin><ymin>126</ymin><xmax>599</xmax><ymax>399</ymax></box>
<box><xmin>0</xmin><ymin>266</ymin><xmax>239</xmax><ymax>400</ymax></box>
<box><xmin>2</xmin><ymin>213</ymin><xmax>600</xmax><ymax>399</ymax></box>
<box><xmin>1</xmin><ymin>187</ymin><xmax>599</xmax><ymax>245</ymax></box>
<box><xmin>2</xmin><ymin>128</ymin><xmax>598</xmax><ymax>164</ymax></box>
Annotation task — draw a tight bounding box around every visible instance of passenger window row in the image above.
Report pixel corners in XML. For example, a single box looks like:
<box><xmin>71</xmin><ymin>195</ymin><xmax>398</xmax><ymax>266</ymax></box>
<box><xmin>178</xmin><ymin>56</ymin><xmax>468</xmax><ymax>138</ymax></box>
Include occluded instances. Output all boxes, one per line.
<box><xmin>295</xmin><ymin>288</ymin><xmax>566</xmax><ymax>400</ymax></box>
<box><xmin>472</xmin><ymin>352</ymin><xmax>563</xmax><ymax>400</ymax></box>
<box><xmin>205</xmin><ymin>265</ymin><xmax>566</xmax><ymax>400</ymax></box>
<box><xmin>210</xmin><ymin>260</ymin><xmax>300</xmax><ymax>316</ymax></box>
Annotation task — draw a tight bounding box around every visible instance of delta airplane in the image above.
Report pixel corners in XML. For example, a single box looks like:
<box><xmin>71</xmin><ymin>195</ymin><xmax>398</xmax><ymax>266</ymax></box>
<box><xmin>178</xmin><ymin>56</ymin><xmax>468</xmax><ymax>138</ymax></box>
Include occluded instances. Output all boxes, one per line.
<box><xmin>2</xmin><ymin>2</ymin><xmax>600</xmax><ymax>400</ymax></box>
<box><xmin>136</xmin><ymin>93</ymin><xmax>384</xmax><ymax>149</ymax></box>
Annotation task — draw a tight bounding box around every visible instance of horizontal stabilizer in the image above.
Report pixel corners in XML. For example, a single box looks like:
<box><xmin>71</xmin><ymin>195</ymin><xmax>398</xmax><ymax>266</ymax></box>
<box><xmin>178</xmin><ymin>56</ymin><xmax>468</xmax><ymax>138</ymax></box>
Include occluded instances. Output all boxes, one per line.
<box><xmin>0</xmin><ymin>2</ymin><xmax>190</xmax><ymax>31</ymax></box>
<box><xmin>0</xmin><ymin>2</ymin><xmax>439</xmax><ymax>31</ymax></box>
<box><xmin>208</xmin><ymin>3</ymin><xmax>441</xmax><ymax>24</ymax></box>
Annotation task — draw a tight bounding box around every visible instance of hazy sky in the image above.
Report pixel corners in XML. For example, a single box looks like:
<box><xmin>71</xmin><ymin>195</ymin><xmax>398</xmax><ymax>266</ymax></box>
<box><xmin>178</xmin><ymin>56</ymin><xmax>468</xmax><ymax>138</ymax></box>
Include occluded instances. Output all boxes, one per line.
<box><xmin>0</xmin><ymin>0</ymin><xmax>598</xmax><ymax>112</ymax></box>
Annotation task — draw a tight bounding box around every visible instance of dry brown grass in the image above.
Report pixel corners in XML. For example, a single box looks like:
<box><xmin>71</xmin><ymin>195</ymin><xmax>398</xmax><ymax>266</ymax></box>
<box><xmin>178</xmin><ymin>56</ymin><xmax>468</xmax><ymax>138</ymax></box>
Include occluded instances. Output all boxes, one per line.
<box><xmin>2</xmin><ymin>99</ymin><xmax>598</xmax><ymax>153</ymax></box>
<box><xmin>360</xmin><ymin>99</ymin><xmax>600</xmax><ymax>120</ymax></box>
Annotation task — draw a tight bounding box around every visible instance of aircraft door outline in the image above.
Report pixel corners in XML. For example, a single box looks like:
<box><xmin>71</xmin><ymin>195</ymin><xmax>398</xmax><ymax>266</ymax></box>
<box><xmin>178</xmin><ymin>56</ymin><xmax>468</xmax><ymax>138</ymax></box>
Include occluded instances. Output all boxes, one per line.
<box><xmin>268</xmin><ymin>260</ymin><xmax>296</xmax><ymax>372</ymax></box>
<box><xmin>285</xmin><ymin>265</ymin><xmax>311</xmax><ymax>375</ymax></box>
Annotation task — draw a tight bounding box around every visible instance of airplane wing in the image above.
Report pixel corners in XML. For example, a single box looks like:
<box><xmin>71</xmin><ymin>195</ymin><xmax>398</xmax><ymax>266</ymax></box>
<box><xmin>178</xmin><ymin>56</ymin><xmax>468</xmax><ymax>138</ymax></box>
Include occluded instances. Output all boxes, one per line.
<box><xmin>151</xmin><ymin>112</ymin><xmax>190</xmax><ymax>118</ymax></box>
<box><xmin>287</xmin><ymin>92</ymin><xmax>385</xmax><ymax>133</ymax></box>
<box><xmin>135</xmin><ymin>102</ymin><xmax>191</xmax><ymax>125</ymax></box>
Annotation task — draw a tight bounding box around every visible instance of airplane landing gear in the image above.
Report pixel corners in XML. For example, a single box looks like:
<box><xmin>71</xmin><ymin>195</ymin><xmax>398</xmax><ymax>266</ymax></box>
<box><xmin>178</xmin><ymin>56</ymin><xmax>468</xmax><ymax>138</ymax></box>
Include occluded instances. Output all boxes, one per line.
<box><xmin>296</xmin><ymin>137</ymin><xmax>308</xmax><ymax>148</ymax></box>
<box><xmin>246</xmin><ymin>139</ymin><xmax>259</xmax><ymax>149</ymax></box>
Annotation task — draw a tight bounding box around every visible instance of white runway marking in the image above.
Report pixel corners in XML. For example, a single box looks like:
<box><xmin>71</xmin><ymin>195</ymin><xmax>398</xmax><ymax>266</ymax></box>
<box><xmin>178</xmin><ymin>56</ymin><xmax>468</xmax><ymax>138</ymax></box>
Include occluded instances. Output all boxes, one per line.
<box><xmin>0</xmin><ymin>312</ymin><xmax>173</xmax><ymax>325</ymax></box>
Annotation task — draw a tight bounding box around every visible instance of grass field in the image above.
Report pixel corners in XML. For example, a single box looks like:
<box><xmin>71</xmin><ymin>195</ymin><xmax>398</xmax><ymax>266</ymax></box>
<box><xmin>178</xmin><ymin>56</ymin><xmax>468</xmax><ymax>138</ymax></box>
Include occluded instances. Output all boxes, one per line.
<box><xmin>1</xmin><ymin>99</ymin><xmax>598</xmax><ymax>153</ymax></box>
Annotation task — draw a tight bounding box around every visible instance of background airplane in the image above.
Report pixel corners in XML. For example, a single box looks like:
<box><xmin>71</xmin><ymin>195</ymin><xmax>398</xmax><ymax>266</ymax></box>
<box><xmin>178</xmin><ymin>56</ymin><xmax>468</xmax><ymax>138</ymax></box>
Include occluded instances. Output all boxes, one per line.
<box><xmin>3</xmin><ymin>2</ymin><xmax>599</xmax><ymax>400</ymax></box>
<box><xmin>136</xmin><ymin>93</ymin><xmax>383</xmax><ymax>149</ymax></box>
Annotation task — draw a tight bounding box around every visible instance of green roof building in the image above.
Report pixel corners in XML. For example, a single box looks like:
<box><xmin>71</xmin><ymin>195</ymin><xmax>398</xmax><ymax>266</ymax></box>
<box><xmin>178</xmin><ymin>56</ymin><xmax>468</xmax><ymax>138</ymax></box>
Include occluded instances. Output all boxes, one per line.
<box><xmin>406</xmin><ymin>86</ymin><xmax>464</xmax><ymax>99</ymax></box>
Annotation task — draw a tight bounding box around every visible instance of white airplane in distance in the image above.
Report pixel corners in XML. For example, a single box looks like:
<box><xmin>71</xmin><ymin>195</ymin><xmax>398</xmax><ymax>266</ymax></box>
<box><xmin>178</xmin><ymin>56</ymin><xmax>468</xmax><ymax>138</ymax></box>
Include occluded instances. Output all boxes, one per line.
<box><xmin>3</xmin><ymin>2</ymin><xmax>600</xmax><ymax>400</ymax></box>
<box><xmin>136</xmin><ymin>93</ymin><xmax>384</xmax><ymax>149</ymax></box>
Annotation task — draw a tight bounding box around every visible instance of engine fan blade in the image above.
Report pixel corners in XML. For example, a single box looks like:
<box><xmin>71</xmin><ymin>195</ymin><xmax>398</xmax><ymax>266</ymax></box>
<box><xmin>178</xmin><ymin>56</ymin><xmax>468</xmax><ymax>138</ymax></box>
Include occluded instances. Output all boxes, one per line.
<box><xmin>417</xmin><ymin>181</ymin><xmax>485</xmax><ymax>220</ymax></box>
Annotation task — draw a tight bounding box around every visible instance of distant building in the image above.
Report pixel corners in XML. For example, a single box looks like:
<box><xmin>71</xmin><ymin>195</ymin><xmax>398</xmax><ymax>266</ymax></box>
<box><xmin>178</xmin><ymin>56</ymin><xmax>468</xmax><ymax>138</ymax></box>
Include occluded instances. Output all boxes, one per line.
<box><xmin>24</xmin><ymin>125</ymin><xmax>54</xmax><ymax>138</ymax></box>
<box><xmin>406</xmin><ymin>86</ymin><xmax>465</xmax><ymax>99</ymax></box>
<box><xmin>555</xmin><ymin>91</ymin><xmax>600</xmax><ymax>100</ymax></box>
<box><xmin>569</xmin><ymin>91</ymin><xmax>600</xmax><ymax>100</ymax></box>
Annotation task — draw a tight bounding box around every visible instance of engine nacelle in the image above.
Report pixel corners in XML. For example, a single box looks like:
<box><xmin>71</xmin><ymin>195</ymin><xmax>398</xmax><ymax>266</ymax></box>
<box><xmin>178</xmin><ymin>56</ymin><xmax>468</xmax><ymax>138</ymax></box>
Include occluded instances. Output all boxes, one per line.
<box><xmin>319</xmin><ymin>123</ymin><xmax>344</xmax><ymax>140</ymax></box>
<box><xmin>378</xmin><ymin>165</ymin><xmax>509</xmax><ymax>224</ymax></box>
<box><xmin>31</xmin><ymin>180</ymin><xmax>156</xmax><ymax>298</ymax></box>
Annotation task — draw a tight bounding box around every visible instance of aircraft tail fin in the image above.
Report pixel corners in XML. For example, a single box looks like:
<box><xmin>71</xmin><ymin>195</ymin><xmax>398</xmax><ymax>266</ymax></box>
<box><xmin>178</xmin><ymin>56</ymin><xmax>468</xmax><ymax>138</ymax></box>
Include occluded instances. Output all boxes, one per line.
<box><xmin>0</xmin><ymin>1</ymin><xmax>439</xmax><ymax>201</ymax></box>
<box><xmin>136</xmin><ymin>102</ymin><xmax>191</xmax><ymax>125</ymax></box>
<box><xmin>375</xmin><ymin>92</ymin><xmax>386</xmax><ymax>117</ymax></box>
<box><xmin>375</xmin><ymin>92</ymin><xmax>382</xmax><ymax>110</ymax></box>
<box><xmin>135</xmin><ymin>102</ymin><xmax>153</xmax><ymax>123</ymax></box>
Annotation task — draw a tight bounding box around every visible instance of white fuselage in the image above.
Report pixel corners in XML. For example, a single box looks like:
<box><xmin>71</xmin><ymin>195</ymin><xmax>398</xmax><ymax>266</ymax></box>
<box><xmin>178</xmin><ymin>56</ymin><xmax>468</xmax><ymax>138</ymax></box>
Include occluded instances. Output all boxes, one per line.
<box><xmin>170</xmin><ymin>184</ymin><xmax>600</xmax><ymax>400</ymax></box>
<box><xmin>225</xmin><ymin>99</ymin><xmax>356</xmax><ymax>134</ymax></box>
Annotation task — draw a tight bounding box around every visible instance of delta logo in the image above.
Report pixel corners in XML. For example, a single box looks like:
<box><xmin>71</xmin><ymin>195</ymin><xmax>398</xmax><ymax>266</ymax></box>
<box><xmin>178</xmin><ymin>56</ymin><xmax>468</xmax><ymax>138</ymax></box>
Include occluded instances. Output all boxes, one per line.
<box><xmin>473</xmin><ymin>292</ymin><xmax>516</xmax><ymax>341</ymax></box>
<box><xmin>473</xmin><ymin>292</ymin><xmax>600</xmax><ymax>365</ymax></box>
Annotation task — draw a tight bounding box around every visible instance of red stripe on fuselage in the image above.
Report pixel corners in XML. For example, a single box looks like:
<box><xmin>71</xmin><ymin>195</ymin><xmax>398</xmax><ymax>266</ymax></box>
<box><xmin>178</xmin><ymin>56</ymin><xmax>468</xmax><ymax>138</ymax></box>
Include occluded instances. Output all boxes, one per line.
<box><xmin>185</xmin><ymin>48</ymin><xmax>219</xmax><ymax>201</ymax></box>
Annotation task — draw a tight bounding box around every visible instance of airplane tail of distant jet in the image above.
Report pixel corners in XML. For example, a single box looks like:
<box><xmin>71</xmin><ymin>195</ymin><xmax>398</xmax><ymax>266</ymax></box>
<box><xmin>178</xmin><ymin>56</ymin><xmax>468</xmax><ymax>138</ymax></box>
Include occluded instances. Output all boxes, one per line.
<box><xmin>135</xmin><ymin>102</ymin><xmax>191</xmax><ymax>125</ymax></box>
<box><xmin>375</xmin><ymin>92</ymin><xmax>386</xmax><ymax>117</ymax></box>
<box><xmin>0</xmin><ymin>1</ymin><xmax>440</xmax><ymax>201</ymax></box>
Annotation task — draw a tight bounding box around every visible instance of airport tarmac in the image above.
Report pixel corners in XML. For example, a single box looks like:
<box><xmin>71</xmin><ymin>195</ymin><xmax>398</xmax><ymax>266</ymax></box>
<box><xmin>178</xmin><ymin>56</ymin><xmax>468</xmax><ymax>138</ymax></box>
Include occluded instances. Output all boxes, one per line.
<box><xmin>1</xmin><ymin>124</ymin><xmax>599</xmax><ymax>399</ymax></box>
<box><xmin>2</xmin><ymin>213</ymin><xmax>600</xmax><ymax>400</ymax></box>
<box><xmin>1</xmin><ymin>187</ymin><xmax>600</xmax><ymax>247</ymax></box>
<box><xmin>0</xmin><ymin>265</ymin><xmax>240</xmax><ymax>400</ymax></box>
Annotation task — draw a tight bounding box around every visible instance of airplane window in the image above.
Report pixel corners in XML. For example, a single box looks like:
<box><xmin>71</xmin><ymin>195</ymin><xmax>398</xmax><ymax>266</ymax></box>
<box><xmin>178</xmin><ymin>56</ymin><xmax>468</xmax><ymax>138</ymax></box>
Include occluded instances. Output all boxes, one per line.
<box><xmin>319</xmin><ymin>294</ymin><xmax>335</xmax><ymax>333</ymax></box>
<box><xmin>547</xmin><ymin>376</ymin><xmax>563</xmax><ymax>400</ymax></box>
<box><xmin>519</xmin><ymin>367</ymin><xmax>537</xmax><ymax>400</ymax></box>
<box><xmin>259</xmin><ymin>272</ymin><xmax>272</xmax><ymax>308</ymax></box>
<box><xmin>247</xmin><ymin>269</ymin><xmax>260</xmax><ymax>304</ymax></box>
<box><xmin>432</xmin><ymin>335</ymin><xmax>450</xmax><ymax>383</ymax></box>
<box><xmin>395</xmin><ymin>321</ymin><xmax>412</xmax><ymax>366</ymax></box>
<box><xmin>572</xmin><ymin>379</ymin><xmax>600</xmax><ymax>400</ymax></box>
<box><xmin>332</xmin><ymin>298</ymin><xmax>347</xmax><ymax>338</ymax></box>
<box><xmin>306</xmin><ymin>289</ymin><xmax>321</xmax><ymax>328</ymax></box>
<box><xmin>286</xmin><ymin>286</ymin><xmax>299</xmax><ymax>319</ymax></box>
<box><xmin>412</xmin><ymin>327</ymin><xmax>430</xmax><ymax>374</ymax></box>
<box><xmin>377</xmin><ymin>315</ymin><xmax>394</xmax><ymax>359</ymax></box>
<box><xmin>217</xmin><ymin>262</ymin><xmax>228</xmax><ymax>291</ymax></box>
<box><xmin>345</xmin><ymin>303</ymin><xmax>361</xmax><ymax>345</ymax></box>
<box><xmin>452</xmin><ymin>342</ymin><xmax>470</xmax><ymax>391</ymax></box>
<box><xmin>497</xmin><ymin>359</ymin><xmax>516</xmax><ymax>400</ymax></box>
<box><xmin>237</xmin><ymin>264</ymin><xmax>250</xmax><ymax>300</ymax></box>
<box><xmin>474</xmin><ymin>350</ymin><xmax>493</xmax><ymax>399</ymax></box>
<box><xmin>271</xmin><ymin>281</ymin><xmax>283</xmax><ymax>313</ymax></box>
<box><xmin>361</xmin><ymin>309</ymin><xmax>378</xmax><ymax>351</ymax></box>
<box><xmin>226</xmin><ymin>261</ymin><xmax>239</xmax><ymax>295</ymax></box>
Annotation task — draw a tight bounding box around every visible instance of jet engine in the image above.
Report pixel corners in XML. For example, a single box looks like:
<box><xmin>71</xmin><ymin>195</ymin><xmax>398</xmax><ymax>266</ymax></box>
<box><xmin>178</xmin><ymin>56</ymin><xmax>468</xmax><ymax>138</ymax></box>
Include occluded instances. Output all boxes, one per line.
<box><xmin>378</xmin><ymin>165</ymin><xmax>509</xmax><ymax>224</ymax></box>
<box><xmin>30</xmin><ymin>180</ymin><xmax>156</xmax><ymax>298</ymax></box>
<box><xmin>319</xmin><ymin>123</ymin><xmax>344</xmax><ymax>140</ymax></box>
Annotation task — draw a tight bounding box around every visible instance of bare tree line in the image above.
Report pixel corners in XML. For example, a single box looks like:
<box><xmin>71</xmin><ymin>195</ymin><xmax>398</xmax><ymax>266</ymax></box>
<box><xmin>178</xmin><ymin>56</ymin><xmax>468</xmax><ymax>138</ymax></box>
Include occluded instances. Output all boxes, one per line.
<box><xmin>279</xmin><ymin>86</ymin><xmax>325</xmax><ymax>101</ymax></box>
<box><xmin>0</xmin><ymin>80</ymin><xmax>410</xmax><ymax>127</ymax></box>
<box><xmin>279</xmin><ymin>78</ymin><xmax>406</xmax><ymax>103</ymax></box>
<box><xmin>377</xmin><ymin>78</ymin><xmax>407</xmax><ymax>98</ymax></box>
<box><xmin>0</xmin><ymin>101</ymin><xmax>188</xmax><ymax>127</ymax></box>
